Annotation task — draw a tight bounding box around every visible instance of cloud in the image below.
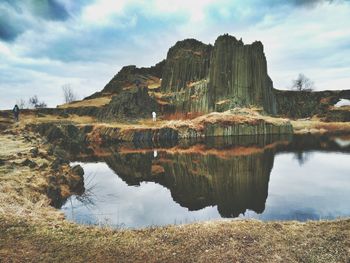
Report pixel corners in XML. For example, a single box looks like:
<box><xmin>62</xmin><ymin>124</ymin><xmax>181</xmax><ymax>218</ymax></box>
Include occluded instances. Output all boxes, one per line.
<box><xmin>0</xmin><ymin>0</ymin><xmax>94</xmax><ymax>42</ymax></box>
<box><xmin>0</xmin><ymin>11</ymin><xmax>23</xmax><ymax>42</ymax></box>
<box><xmin>29</xmin><ymin>0</ymin><xmax>70</xmax><ymax>21</ymax></box>
<box><xmin>1</xmin><ymin>0</ymin><xmax>350</xmax><ymax>109</ymax></box>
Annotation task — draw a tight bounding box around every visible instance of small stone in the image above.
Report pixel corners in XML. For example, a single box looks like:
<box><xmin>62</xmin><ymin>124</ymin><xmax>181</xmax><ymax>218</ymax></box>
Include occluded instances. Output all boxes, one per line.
<box><xmin>21</xmin><ymin>158</ymin><xmax>37</xmax><ymax>169</ymax></box>
<box><xmin>30</xmin><ymin>147</ymin><xmax>39</xmax><ymax>158</ymax></box>
<box><xmin>71</xmin><ymin>165</ymin><xmax>84</xmax><ymax>177</ymax></box>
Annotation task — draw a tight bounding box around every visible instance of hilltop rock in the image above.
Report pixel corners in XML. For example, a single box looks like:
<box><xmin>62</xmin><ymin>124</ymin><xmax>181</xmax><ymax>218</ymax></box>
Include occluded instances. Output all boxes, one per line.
<box><xmin>161</xmin><ymin>39</ymin><xmax>212</xmax><ymax>92</ymax></box>
<box><xmin>159</xmin><ymin>34</ymin><xmax>277</xmax><ymax>114</ymax></box>
<box><xmin>100</xmin><ymin>60</ymin><xmax>165</xmax><ymax>95</ymax></box>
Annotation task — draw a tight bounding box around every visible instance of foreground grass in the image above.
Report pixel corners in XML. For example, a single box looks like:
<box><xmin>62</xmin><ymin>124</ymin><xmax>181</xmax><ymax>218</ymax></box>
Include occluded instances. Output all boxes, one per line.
<box><xmin>0</xmin><ymin>214</ymin><xmax>349</xmax><ymax>263</ymax></box>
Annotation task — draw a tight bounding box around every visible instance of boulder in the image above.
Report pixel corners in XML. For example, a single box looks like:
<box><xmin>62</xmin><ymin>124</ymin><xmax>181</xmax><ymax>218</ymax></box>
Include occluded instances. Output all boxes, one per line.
<box><xmin>71</xmin><ymin>164</ymin><xmax>84</xmax><ymax>177</ymax></box>
<box><xmin>99</xmin><ymin>87</ymin><xmax>159</xmax><ymax>120</ymax></box>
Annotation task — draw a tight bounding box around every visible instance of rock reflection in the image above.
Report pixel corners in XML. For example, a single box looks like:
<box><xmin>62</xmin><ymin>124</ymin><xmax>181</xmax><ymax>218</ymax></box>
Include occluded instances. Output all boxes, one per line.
<box><xmin>67</xmin><ymin>135</ymin><xmax>294</xmax><ymax>218</ymax></box>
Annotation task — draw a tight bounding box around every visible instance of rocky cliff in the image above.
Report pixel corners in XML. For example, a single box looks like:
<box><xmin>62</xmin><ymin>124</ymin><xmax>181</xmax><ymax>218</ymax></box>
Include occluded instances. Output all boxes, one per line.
<box><xmin>159</xmin><ymin>34</ymin><xmax>276</xmax><ymax>114</ymax></box>
<box><xmin>87</xmin><ymin>60</ymin><xmax>165</xmax><ymax>99</ymax></box>
<box><xmin>64</xmin><ymin>34</ymin><xmax>350</xmax><ymax>120</ymax></box>
<box><xmin>160</xmin><ymin>39</ymin><xmax>212</xmax><ymax>93</ymax></box>
<box><xmin>208</xmin><ymin>35</ymin><xmax>276</xmax><ymax>114</ymax></box>
<box><xmin>275</xmin><ymin>89</ymin><xmax>350</xmax><ymax>118</ymax></box>
<box><xmin>89</xmin><ymin>34</ymin><xmax>277</xmax><ymax>117</ymax></box>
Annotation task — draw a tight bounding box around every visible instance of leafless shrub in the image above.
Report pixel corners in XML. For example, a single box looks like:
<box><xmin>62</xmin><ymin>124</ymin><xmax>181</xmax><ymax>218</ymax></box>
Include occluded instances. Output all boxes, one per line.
<box><xmin>291</xmin><ymin>73</ymin><xmax>314</xmax><ymax>91</ymax></box>
<box><xmin>28</xmin><ymin>95</ymin><xmax>47</xmax><ymax>109</ymax></box>
<box><xmin>62</xmin><ymin>84</ymin><xmax>77</xmax><ymax>103</ymax></box>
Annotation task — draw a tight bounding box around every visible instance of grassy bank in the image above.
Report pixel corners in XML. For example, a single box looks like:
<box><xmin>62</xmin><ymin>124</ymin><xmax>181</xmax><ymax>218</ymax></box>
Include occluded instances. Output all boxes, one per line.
<box><xmin>1</xmin><ymin>214</ymin><xmax>349</xmax><ymax>263</ymax></box>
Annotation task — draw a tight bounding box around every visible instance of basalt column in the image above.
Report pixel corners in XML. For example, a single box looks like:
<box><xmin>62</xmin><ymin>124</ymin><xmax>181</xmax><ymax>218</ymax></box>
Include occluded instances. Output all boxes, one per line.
<box><xmin>208</xmin><ymin>35</ymin><xmax>277</xmax><ymax>114</ymax></box>
<box><xmin>161</xmin><ymin>39</ymin><xmax>212</xmax><ymax>92</ymax></box>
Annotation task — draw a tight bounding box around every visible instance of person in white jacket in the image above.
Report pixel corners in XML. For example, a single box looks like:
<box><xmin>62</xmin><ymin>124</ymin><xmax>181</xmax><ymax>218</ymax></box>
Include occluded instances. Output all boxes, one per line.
<box><xmin>152</xmin><ymin>111</ymin><xmax>156</xmax><ymax>122</ymax></box>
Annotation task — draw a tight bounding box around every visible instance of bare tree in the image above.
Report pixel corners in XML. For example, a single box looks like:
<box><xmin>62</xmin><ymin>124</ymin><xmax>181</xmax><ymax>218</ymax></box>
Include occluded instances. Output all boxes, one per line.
<box><xmin>28</xmin><ymin>95</ymin><xmax>47</xmax><ymax>109</ymax></box>
<box><xmin>62</xmin><ymin>84</ymin><xmax>77</xmax><ymax>103</ymax></box>
<box><xmin>291</xmin><ymin>73</ymin><xmax>314</xmax><ymax>91</ymax></box>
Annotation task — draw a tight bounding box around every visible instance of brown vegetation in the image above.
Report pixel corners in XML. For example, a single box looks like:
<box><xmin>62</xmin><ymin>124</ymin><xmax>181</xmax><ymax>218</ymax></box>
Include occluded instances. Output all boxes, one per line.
<box><xmin>291</xmin><ymin>118</ymin><xmax>350</xmax><ymax>135</ymax></box>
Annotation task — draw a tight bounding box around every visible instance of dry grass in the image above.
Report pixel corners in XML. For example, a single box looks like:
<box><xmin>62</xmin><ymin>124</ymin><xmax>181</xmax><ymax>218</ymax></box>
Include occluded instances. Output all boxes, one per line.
<box><xmin>0</xmin><ymin>130</ymin><xmax>81</xmax><ymax>222</ymax></box>
<box><xmin>0</xmin><ymin>214</ymin><xmax>349</xmax><ymax>263</ymax></box>
<box><xmin>0</xmin><ymin>132</ymin><xmax>60</xmax><ymax>221</ymax></box>
<box><xmin>16</xmin><ymin>112</ymin><xmax>97</xmax><ymax>129</ymax></box>
<box><xmin>57</xmin><ymin>96</ymin><xmax>112</xmax><ymax>109</ymax></box>
<box><xmin>163</xmin><ymin>111</ymin><xmax>204</xmax><ymax>121</ymax></box>
<box><xmin>292</xmin><ymin>118</ymin><xmax>350</xmax><ymax>134</ymax></box>
<box><xmin>162</xmin><ymin>109</ymin><xmax>291</xmax><ymax>132</ymax></box>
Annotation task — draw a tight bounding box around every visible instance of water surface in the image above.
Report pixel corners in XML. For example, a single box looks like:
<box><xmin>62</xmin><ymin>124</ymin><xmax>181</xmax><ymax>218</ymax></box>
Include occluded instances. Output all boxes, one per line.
<box><xmin>61</xmin><ymin>135</ymin><xmax>350</xmax><ymax>228</ymax></box>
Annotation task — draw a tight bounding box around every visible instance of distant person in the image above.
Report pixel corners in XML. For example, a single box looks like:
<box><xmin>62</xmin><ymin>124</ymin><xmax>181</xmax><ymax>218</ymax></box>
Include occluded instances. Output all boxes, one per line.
<box><xmin>152</xmin><ymin>111</ymin><xmax>156</xmax><ymax>122</ymax></box>
<box><xmin>13</xmin><ymin>104</ymin><xmax>20</xmax><ymax>122</ymax></box>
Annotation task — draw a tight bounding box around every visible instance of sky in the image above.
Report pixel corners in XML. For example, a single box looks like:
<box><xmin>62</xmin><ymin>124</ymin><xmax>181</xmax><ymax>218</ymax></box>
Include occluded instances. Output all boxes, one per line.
<box><xmin>0</xmin><ymin>0</ymin><xmax>350</xmax><ymax>109</ymax></box>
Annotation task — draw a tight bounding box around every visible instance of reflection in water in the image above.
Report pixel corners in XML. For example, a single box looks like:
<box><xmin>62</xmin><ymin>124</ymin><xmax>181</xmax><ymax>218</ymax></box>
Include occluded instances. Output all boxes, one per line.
<box><xmin>61</xmin><ymin>134</ymin><xmax>350</xmax><ymax>228</ymax></box>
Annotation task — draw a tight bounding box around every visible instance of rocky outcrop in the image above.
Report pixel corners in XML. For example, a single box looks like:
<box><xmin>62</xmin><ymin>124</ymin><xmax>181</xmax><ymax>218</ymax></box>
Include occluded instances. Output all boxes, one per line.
<box><xmin>81</xmin><ymin>34</ymin><xmax>278</xmax><ymax>116</ymax></box>
<box><xmin>98</xmin><ymin>87</ymin><xmax>159</xmax><ymax>120</ymax></box>
<box><xmin>208</xmin><ymin>35</ymin><xmax>276</xmax><ymax>114</ymax></box>
<box><xmin>275</xmin><ymin>89</ymin><xmax>350</xmax><ymax>118</ymax></box>
<box><xmin>160</xmin><ymin>39</ymin><xmax>212</xmax><ymax>93</ymax></box>
<box><xmin>49</xmin><ymin>34</ymin><xmax>350</xmax><ymax>120</ymax></box>
<box><xmin>101</xmin><ymin>61</ymin><xmax>165</xmax><ymax>94</ymax></box>
<box><xmin>159</xmin><ymin>35</ymin><xmax>276</xmax><ymax>114</ymax></box>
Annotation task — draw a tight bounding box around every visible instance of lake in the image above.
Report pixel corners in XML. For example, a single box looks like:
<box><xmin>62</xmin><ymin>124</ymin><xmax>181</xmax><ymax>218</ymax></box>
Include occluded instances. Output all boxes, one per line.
<box><xmin>60</xmin><ymin>134</ymin><xmax>350</xmax><ymax>228</ymax></box>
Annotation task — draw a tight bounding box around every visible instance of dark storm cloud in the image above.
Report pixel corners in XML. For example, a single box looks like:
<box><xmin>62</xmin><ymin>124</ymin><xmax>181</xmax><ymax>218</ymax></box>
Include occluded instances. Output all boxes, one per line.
<box><xmin>0</xmin><ymin>0</ymin><xmax>72</xmax><ymax>42</ymax></box>
<box><xmin>0</xmin><ymin>12</ymin><xmax>23</xmax><ymax>42</ymax></box>
<box><xmin>0</xmin><ymin>3</ymin><xmax>25</xmax><ymax>42</ymax></box>
<box><xmin>2</xmin><ymin>0</ymin><xmax>70</xmax><ymax>21</ymax></box>
<box><xmin>30</xmin><ymin>0</ymin><xmax>70</xmax><ymax>21</ymax></box>
<box><xmin>290</xmin><ymin>0</ymin><xmax>335</xmax><ymax>7</ymax></box>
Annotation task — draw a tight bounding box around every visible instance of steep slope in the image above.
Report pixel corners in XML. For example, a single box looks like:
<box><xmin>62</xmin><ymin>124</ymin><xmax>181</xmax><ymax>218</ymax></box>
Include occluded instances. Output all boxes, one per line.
<box><xmin>208</xmin><ymin>35</ymin><xmax>276</xmax><ymax>114</ymax></box>
<box><xmin>160</xmin><ymin>39</ymin><xmax>212</xmax><ymax>92</ymax></box>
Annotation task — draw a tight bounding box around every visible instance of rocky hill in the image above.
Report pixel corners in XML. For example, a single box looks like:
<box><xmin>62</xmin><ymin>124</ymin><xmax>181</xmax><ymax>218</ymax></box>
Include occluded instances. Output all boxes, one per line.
<box><xmin>89</xmin><ymin>34</ymin><xmax>277</xmax><ymax>118</ymax></box>
<box><xmin>63</xmin><ymin>33</ymin><xmax>349</xmax><ymax>121</ymax></box>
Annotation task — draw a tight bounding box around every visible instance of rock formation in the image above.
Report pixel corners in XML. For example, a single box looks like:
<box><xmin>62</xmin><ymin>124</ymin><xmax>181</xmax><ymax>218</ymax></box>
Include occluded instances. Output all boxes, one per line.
<box><xmin>208</xmin><ymin>35</ymin><xmax>276</xmax><ymax>114</ymax></box>
<box><xmin>275</xmin><ymin>89</ymin><xmax>350</xmax><ymax>118</ymax></box>
<box><xmin>58</xmin><ymin>33</ymin><xmax>350</xmax><ymax>121</ymax></box>
<box><xmin>158</xmin><ymin>34</ymin><xmax>276</xmax><ymax>114</ymax></box>
<box><xmin>89</xmin><ymin>34</ymin><xmax>277</xmax><ymax>116</ymax></box>
<box><xmin>160</xmin><ymin>39</ymin><xmax>212</xmax><ymax>93</ymax></box>
<box><xmin>98</xmin><ymin>87</ymin><xmax>159</xmax><ymax>120</ymax></box>
<box><xmin>87</xmin><ymin>60</ymin><xmax>165</xmax><ymax>98</ymax></box>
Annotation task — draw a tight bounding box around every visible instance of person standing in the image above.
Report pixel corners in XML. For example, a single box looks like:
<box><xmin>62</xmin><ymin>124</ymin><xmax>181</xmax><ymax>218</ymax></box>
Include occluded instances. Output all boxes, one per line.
<box><xmin>13</xmin><ymin>104</ymin><xmax>20</xmax><ymax>122</ymax></box>
<box><xmin>152</xmin><ymin>111</ymin><xmax>156</xmax><ymax>122</ymax></box>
